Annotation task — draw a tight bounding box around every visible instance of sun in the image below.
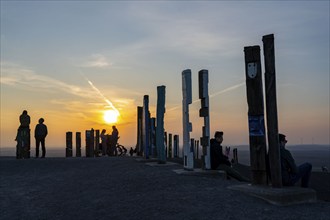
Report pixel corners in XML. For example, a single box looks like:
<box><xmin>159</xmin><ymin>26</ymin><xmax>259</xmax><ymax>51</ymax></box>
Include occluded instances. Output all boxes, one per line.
<box><xmin>103</xmin><ymin>110</ymin><xmax>119</xmax><ymax>124</ymax></box>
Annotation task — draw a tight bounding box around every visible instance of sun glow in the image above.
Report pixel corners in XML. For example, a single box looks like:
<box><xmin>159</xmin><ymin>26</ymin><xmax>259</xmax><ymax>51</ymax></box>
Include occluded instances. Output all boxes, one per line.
<box><xmin>103</xmin><ymin>110</ymin><xmax>119</xmax><ymax>124</ymax></box>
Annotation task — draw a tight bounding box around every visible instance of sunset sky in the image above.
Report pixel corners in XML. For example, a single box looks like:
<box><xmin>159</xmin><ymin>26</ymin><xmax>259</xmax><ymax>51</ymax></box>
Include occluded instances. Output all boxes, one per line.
<box><xmin>1</xmin><ymin>1</ymin><xmax>329</xmax><ymax>151</ymax></box>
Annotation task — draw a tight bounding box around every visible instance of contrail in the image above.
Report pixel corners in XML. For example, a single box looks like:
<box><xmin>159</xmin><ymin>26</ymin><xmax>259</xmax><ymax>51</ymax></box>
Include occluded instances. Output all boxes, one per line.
<box><xmin>167</xmin><ymin>82</ymin><xmax>245</xmax><ymax>112</ymax></box>
<box><xmin>79</xmin><ymin>71</ymin><xmax>120</xmax><ymax>116</ymax></box>
<box><xmin>209</xmin><ymin>81</ymin><xmax>245</xmax><ymax>98</ymax></box>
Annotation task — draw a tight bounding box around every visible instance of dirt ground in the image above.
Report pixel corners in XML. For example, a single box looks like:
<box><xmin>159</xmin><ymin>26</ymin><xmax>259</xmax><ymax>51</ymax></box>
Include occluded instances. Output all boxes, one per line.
<box><xmin>0</xmin><ymin>156</ymin><xmax>329</xmax><ymax>220</ymax></box>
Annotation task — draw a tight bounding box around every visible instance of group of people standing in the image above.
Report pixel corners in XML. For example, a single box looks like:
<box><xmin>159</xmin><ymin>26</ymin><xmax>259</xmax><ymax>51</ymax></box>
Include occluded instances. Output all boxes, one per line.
<box><xmin>16</xmin><ymin>110</ymin><xmax>48</xmax><ymax>159</ymax></box>
<box><xmin>100</xmin><ymin>125</ymin><xmax>122</xmax><ymax>156</ymax></box>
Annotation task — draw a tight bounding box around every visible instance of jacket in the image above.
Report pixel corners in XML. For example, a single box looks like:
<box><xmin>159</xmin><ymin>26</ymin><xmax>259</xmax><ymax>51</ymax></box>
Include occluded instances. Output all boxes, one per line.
<box><xmin>35</xmin><ymin>123</ymin><xmax>48</xmax><ymax>139</ymax></box>
<box><xmin>210</xmin><ymin>138</ymin><xmax>230</xmax><ymax>169</ymax></box>
<box><xmin>280</xmin><ymin>146</ymin><xmax>298</xmax><ymax>185</ymax></box>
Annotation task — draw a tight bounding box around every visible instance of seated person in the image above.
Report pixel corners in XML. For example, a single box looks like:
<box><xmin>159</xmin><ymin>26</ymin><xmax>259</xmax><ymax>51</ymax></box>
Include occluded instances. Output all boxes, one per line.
<box><xmin>210</xmin><ymin>131</ymin><xmax>249</xmax><ymax>182</ymax></box>
<box><xmin>279</xmin><ymin>133</ymin><xmax>312</xmax><ymax>188</ymax></box>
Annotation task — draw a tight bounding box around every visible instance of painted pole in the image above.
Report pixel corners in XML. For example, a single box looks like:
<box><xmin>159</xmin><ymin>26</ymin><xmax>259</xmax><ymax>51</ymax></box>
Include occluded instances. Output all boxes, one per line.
<box><xmin>76</xmin><ymin>132</ymin><xmax>81</xmax><ymax>157</ymax></box>
<box><xmin>95</xmin><ymin>129</ymin><xmax>100</xmax><ymax>156</ymax></box>
<box><xmin>85</xmin><ymin>130</ymin><xmax>91</xmax><ymax>157</ymax></box>
<box><xmin>173</xmin><ymin>135</ymin><xmax>179</xmax><ymax>158</ymax></box>
<box><xmin>164</xmin><ymin>131</ymin><xmax>167</xmax><ymax>158</ymax></box>
<box><xmin>156</xmin><ymin>85</ymin><xmax>166</xmax><ymax>163</ymax></box>
<box><xmin>66</xmin><ymin>132</ymin><xmax>73</xmax><ymax>157</ymax></box>
<box><xmin>168</xmin><ymin>133</ymin><xmax>173</xmax><ymax>159</ymax></box>
<box><xmin>244</xmin><ymin>46</ymin><xmax>267</xmax><ymax>185</ymax></box>
<box><xmin>198</xmin><ymin>69</ymin><xmax>211</xmax><ymax>169</ymax></box>
<box><xmin>142</xmin><ymin>95</ymin><xmax>150</xmax><ymax>159</ymax></box>
<box><xmin>150</xmin><ymin>117</ymin><xmax>156</xmax><ymax>158</ymax></box>
<box><xmin>195</xmin><ymin>140</ymin><xmax>199</xmax><ymax>159</ymax></box>
<box><xmin>263</xmin><ymin>34</ymin><xmax>282</xmax><ymax>188</ymax></box>
<box><xmin>182</xmin><ymin>69</ymin><xmax>194</xmax><ymax>170</ymax></box>
<box><xmin>89</xmin><ymin>129</ymin><xmax>95</xmax><ymax>157</ymax></box>
<box><xmin>191</xmin><ymin>138</ymin><xmax>195</xmax><ymax>160</ymax></box>
<box><xmin>156</xmin><ymin>86</ymin><xmax>166</xmax><ymax>164</ymax></box>
<box><xmin>136</xmin><ymin>106</ymin><xmax>143</xmax><ymax>156</ymax></box>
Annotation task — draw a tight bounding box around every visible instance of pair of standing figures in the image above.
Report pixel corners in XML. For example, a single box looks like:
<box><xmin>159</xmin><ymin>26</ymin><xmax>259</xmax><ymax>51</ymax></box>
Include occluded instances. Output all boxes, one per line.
<box><xmin>16</xmin><ymin>110</ymin><xmax>48</xmax><ymax>159</ymax></box>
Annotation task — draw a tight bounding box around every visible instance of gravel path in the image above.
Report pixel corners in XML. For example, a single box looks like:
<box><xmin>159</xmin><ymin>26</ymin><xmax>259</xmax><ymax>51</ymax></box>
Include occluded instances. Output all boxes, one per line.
<box><xmin>0</xmin><ymin>157</ymin><xmax>329</xmax><ymax>220</ymax></box>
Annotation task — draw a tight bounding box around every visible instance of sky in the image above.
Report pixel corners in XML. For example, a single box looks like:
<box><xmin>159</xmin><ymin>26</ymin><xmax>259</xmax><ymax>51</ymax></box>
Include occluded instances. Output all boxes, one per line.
<box><xmin>1</xmin><ymin>1</ymin><xmax>329</xmax><ymax>151</ymax></box>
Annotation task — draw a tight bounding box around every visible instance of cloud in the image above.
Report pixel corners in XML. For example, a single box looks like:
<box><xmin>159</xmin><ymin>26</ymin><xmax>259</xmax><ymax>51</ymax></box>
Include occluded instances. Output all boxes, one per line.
<box><xmin>81</xmin><ymin>54</ymin><xmax>112</xmax><ymax>68</ymax></box>
<box><xmin>1</xmin><ymin>62</ymin><xmax>94</xmax><ymax>99</ymax></box>
<box><xmin>1</xmin><ymin>62</ymin><xmax>140</xmax><ymax>121</ymax></box>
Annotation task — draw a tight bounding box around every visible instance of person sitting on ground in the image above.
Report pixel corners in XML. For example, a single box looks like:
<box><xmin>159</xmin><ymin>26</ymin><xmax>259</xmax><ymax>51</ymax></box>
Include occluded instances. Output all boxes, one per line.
<box><xmin>279</xmin><ymin>133</ymin><xmax>312</xmax><ymax>188</ymax></box>
<box><xmin>210</xmin><ymin>131</ymin><xmax>250</xmax><ymax>182</ymax></box>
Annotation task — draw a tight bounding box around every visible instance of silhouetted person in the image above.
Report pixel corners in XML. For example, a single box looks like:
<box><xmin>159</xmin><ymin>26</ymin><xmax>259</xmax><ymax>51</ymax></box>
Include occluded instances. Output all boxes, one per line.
<box><xmin>16</xmin><ymin>110</ymin><xmax>31</xmax><ymax>159</ymax></box>
<box><xmin>210</xmin><ymin>131</ymin><xmax>249</xmax><ymax>182</ymax></box>
<box><xmin>35</xmin><ymin>118</ymin><xmax>48</xmax><ymax>158</ymax></box>
<box><xmin>110</xmin><ymin>126</ymin><xmax>119</xmax><ymax>156</ymax></box>
<box><xmin>279</xmin><ymin>133</ymin><xmax>312</xmax><ymax>188</ymax></box>
<box><xmin>100</xmin><ymin>129</ymin><xmax>107</xmax><ymax>156</ymax></box>
<box><xmin>19</xmin><ymin>110</ymin><xmax>30</xmax><ymax>128</ymax></box>
<box><xmin>129</xmin><ymin>147</ymin><xmax>134</xmax><ymax>156</ymax></box>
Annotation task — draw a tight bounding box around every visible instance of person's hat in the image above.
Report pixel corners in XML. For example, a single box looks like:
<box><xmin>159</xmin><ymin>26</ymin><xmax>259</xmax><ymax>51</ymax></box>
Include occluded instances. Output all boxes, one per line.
<box><xmin>279</xmin><ymin>133</ymin><xmax>286</xmax><ymax>142</ymax></box>
<box><xmin>214</xmin><ymin>131</ymin><xmax>224</xmax><ymax>138</ymax></box>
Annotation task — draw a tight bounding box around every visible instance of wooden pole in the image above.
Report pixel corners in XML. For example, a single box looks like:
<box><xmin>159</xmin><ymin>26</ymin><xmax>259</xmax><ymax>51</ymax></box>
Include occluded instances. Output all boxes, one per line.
<box><xmin>263</xmin><ymin>34</ymin><xmax>282</xmax><ymax>188</ymax></box>
<box><xmin>156</xmin><ymin>86</ymin><xmax>166</xmax><ymax>163</ymax></box>
<box><xmin>136</xmin><ymin>106</ymin><xmax>143</xmax><ymax>156</ymax></box>
<box><xmin>191</xmin><ymin>138</ymin><xmax>195</xmax><ymax>160</ymax></box>
<box><xmin>142</xmin><ymin>95</ymin><xmax>150</xmax><ymax>159</ymax></box>
<box><xmin>174</xmin><ymin>135</ymin><xmax>179</xmax><ymax>158</ymax></box>
<box><xmin>164</xmin><ymin>131</ymin><xmax>167</xmax><ymax>158</ymax></box>
<box><xmin>244</xmin><ymin>46</ymin><xmax>267</xmax><ymax>185</ymax></box>
<box><xmin>76</xmin><ymin>132</ymin><xmax>81</xmax><ymax>157</ymax></box>
<box><xmin>85</xmin><ymin>130</ymin><xmax>91</xmax><ymax>157</ymax></box>
<box><xmin>198</xmin><ymin>69</ymin><xmax>211</xmax><ymax>169</ymax></box>
<box><xmin>182</xmin><ymin>69</ymin><xmax>194</xmax><ymax>170</ymax></box>
<box><xmin>168</xmin><ymin>133</ymin><xmax>172</xmax><ymax>159</ymax></box>
<box><xmin>196</xmin><ymin>140</ymin><xmax>199</xmax><ymax>159</ymax></box>
<box><xmin>66</xmin><ymin>132</ymin><xmax>73</xmax><ymax>157</ymax></box>
<box><xmin>90</xmin><ymin>129</ymin><xmax>95</xmax><ymax>157</ymax></box>
<box><xmin>94</xmin><ymin>129</ymin><xmax>100</xmax><ymax>157</ymax></box>
<box><xmin>150</xmin><ymin>117</ymin><xmax>156</xmax><ymax>158</ymax></box>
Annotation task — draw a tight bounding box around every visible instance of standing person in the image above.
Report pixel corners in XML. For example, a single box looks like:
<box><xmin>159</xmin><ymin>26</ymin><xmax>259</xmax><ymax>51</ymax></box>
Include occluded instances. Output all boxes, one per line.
<box><xmin>279</xmin><ymin>133</ymin><xmax>312</xmax><ymax>188</ymax></box>
<box><xmin>210</xmin><ymin>131</ymin><xmax>250</xmax><ymax>182</ymax></box>
<box><xmin>16</xmin><ymin>110</ymin><xmax>31</xmax><ymax>159</ymax></box>
<box><xmin>100</xmin><ymin>129</ymin><xmax>107</xmax><ymax>156</ymax></box>
<box><xmin>34</xmin><ymin>118</ymin><xmax>48</xmax><ymax>158</ymax></box>
<box><xmin>110</xmin><ymin>126</ymin><xmax>119</xmax><ymax>156</ymax></box>
<box><xmin>19</xmin><ymin>110</ymin><xmax>30</xmax><ymax>128</ymax></box>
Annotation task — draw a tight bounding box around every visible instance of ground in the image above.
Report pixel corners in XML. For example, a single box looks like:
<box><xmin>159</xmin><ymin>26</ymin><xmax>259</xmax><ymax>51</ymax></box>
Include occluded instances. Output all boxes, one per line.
<box><xmin>0</xmin><ymin>157</ymin><xmax>329</xmax><ymax>220</ymax></box>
